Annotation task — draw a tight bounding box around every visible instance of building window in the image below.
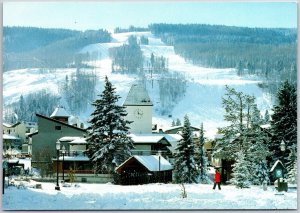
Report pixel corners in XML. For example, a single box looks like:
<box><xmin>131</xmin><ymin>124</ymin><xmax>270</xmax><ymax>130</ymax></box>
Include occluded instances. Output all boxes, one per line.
<box><xmin>55</xmin><ymin>126</ymin><xmax>61</xmax><ymax>130</ymax></box>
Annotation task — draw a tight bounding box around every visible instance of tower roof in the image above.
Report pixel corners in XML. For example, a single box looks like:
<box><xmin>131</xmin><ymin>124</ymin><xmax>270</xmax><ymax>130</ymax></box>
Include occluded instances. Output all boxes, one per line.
<box><xmin>123</xmin><ymin>84</ymin><xmax>153</xmax><ymax>106</ymax></box>
<box><xmin>50</xmin><ymin>106</ymin><xmax>70</xmax><ymax>118</ymax></box>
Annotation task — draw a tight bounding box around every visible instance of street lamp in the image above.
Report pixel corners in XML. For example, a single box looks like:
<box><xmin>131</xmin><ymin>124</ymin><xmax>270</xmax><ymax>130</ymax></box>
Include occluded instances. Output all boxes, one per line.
<box><xmin>61</xmin><ymin>145</ymin><xmax>66</xmax><ymax>181</ymax></box>
<box><xmin>157</xmin><ymin>150</ymin><xmax>162</xmax><ymax>172</ymax></box>
<box><xmin>55</xmin><ymin>140</ymin><xmax>60</xmax><ymax>191</ymax></box>
<box><xmin>280</xmin><ymin>140</ymin><xmax>286</xmax><ymax>178</ymax></box>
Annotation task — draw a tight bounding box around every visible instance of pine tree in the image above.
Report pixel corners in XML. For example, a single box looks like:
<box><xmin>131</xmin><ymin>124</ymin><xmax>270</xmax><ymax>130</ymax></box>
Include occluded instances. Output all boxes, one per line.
<box><xmin>174</xmin><ymin>115</ymin><xmax>197</xmax><ymax>183</ymax></box>
<box><xmin>270</xmin><ymin>81</ymin><xmax>297</xmax><ymax>171</ymax></box>
<box><xmin>214</xmin><ymin>86</ymin><xmax>251</xmax><ymax>160</ymax></box>
<box><xmin>195</xmin><ymin>123</ymin><xmax>210</xmax><ymax>183</ymax></box>
<box><xmin>214</xmin><ymin>86</ymin><xmax>271</xmax><ymax>185</ymax></box>
<box><xmin>230</xmin><ymin>151</ymin><xmax>251</xmax><ymax>188</ymax></box>
<box><xmin>86</xmin><ymin>76</ymin><xmax>134</xmax><ymax>174</ymax></box>
<box><xmin>176</xmin><ymin>118</ymin><xmax>181</xmax><ymax>126</ymax></box>
<box><xmin>171</xmin><ymin>120</ymin><xmax>175</xmax><ymax>127</ymax></box>
<box><xmin>252</xmin><ymin>160</ymin><xmax>270</xmax><ymax>185</ymax></box>
<box><xmin>287</xmin><ymin>146</ymin><xmax>297</xmax><ymax>184</ymax></box>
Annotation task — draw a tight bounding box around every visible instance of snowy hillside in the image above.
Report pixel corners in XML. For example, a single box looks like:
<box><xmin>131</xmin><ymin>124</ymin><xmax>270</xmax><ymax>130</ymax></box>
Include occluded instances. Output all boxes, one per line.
<box><xmin>3</xmin><ymin>31</ymin><xmax>273</xmax><ymax>138</ymax></box>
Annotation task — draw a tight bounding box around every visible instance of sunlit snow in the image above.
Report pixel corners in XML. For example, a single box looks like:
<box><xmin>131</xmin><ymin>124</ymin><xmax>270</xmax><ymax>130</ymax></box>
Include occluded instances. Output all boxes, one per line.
<box><xmin>2</xmin><ymin>181</ymin><xmax>297</xmax><ymax>210</ymax></box>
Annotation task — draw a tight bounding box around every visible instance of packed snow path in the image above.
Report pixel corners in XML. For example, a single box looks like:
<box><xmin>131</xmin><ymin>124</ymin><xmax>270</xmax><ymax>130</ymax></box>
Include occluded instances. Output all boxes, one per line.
<box><xmin>2</xmin><ymin>182</ymin><xmax>297</xmax><ymax>210</ymax></box>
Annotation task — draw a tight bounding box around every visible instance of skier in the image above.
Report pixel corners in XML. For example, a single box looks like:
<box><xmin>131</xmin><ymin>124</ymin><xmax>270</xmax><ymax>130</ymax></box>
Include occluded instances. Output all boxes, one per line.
<box><xmin>213</xmin><ymin>168</ymin><xmax>221</xmax><ymax>190</ymax></box>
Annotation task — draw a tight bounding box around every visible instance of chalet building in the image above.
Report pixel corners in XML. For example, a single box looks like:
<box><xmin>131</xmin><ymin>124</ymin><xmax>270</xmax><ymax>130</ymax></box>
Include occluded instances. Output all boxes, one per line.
<box><xmin>31</xmin><ymin>107</ymin><xmax>86</xmax><ymax>168</ymax></box>
<box><xmin>115</xmin><ymin>155</ymin><xmax>173</xmax><ymax>185</ymax></box>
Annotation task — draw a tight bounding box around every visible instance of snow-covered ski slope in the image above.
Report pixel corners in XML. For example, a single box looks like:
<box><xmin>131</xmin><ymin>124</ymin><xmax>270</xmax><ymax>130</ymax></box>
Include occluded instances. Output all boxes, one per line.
<box><xmin>3</xmin><ymin>31</ymin><xmax>273</xmax><ymax>138</ymax></box>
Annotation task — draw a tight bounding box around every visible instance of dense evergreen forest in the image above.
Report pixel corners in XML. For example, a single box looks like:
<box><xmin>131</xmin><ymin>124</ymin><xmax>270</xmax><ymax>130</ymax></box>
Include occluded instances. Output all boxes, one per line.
<box><xmin>110</xmin><ymin>36</ymin><xmax>144</xmax><ymax>73</ymax></box>
<box><xmin>149</xmin><ymin>24</ymin><xmax>297</xmax><ymax>94</ymax></box>
<box><xmin>3</xmin><ymin>27</ymin><xmax>111</xmax><ymax>71</ymax></box>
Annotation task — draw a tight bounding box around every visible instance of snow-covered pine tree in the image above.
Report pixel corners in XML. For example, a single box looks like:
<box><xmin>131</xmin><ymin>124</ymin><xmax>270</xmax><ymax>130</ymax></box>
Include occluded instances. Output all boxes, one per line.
<box><xmin>86</xmin><ymin>76</ymin><xmax>134</xmax><ymax>174</ymax></box>
<box><xmin>252</xmin><ymin>160</ymin><xmax>270</xmax><ymax>185</ymax></box>
<box><xmin>174</xmin><ymin>115</ymin><xmax>197</xmax><ymax>183</ymax></box>
<box><xmin>195</xmin><ymin>123</ymin><xmax>210</xmax><ymax>183</ymax></box>
<box><xmin>287</xmin><ymin>146</ymin><xmax>297</xmax><ymax>184</ymax></box>
<box><xmin>230</xmin><ymin>151</ymin><xmax>251</xmax><ymax>188</ymax></box>
<box><xmin>246</xmin><ymin>102</ymin><xmax>271</xmax><ymax>184</ymax></box>
<box><xmin>270</xmin><ymin>81</ymin><xmax>297</xmax><ymax>170</ymax></box>
<box><xmin>214</xmin><ymin>86</ymin><xmax>271</xmax><ymax>186</ymax></box>
<box><xmin>214</xmin><ymin>86</ymin><xmax>249</xmax><ymax>160</ymax></box>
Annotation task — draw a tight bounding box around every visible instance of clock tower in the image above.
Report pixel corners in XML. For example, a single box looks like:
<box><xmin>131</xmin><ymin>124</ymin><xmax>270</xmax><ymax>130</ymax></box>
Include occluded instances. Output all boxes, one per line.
<box><xmin>123</xmin><ymin>83</ymin><xmax>153</xmax><ymax>134</ymax></box>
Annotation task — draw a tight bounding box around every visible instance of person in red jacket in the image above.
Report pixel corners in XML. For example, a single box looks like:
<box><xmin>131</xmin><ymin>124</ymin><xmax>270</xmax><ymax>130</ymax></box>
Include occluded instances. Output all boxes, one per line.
<box><xmin>213</xmin><ymin>169</ymin><xmax>221</xmax><ymax>190</ymax></box>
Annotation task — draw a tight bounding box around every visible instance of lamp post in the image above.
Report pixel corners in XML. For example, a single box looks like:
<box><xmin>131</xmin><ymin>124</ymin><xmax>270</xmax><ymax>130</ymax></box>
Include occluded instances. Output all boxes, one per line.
<box><xmin>61</xmin><ymin>145</ymin><xmax>66</xmax><ymax>181</ymax></box>
<box><xmin>280</xmin><ymin>140</ymin><xmax>286</xmax><ymax>178</ymax></box>
<box><xmin>55</xmin><ymin>140</ymin><xmax>60</xmax><ymax>191</ymax></box>
<box><xmin>157</xmin><ymin>150</ymin><xmax>162</xmax><ymax>172</ymax></box>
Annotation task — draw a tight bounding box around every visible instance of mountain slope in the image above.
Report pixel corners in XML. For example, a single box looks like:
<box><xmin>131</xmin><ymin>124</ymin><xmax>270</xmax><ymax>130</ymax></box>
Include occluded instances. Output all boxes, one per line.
<box><xmin>3</xmin><ymin>31</ymin><xmax>273</xmax><ymax>138</ymax></box>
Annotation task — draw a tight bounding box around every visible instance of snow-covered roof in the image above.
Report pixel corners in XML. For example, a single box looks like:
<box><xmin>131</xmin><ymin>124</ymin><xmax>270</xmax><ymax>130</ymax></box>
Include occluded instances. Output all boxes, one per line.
<box><xmin>3</xmin><ymin>134</ymin><xmax>21</xmax><ymax>140</ymax></box>
<box><xmin>50</xmin><ymin>106</ymin><xmax>70</xmax><ymax>118</ymax></box>
<box><xmin>163</xmin><ymin>134</ymin><xmax>182</xmax><ymax>142</ymax></box>
<box><xmin>59</xmin><ymin>136</ymin><xmax>81</xmax><ymax>142</ymax></box>
<box><xmin>270</xmin><ymin>160</ymin><xmax>284</xmax><ymax>172</ymax></box>
<box><xmin>69</xmin><ymin>138</ymin><xmax>87</xmax><ymax>144</ymax></box>
<box><xmin>59</xmin><ymin>136</ymin><xmax>87</xmax><ymax>144</ymax></box>
<box><xmin>116</xmin><ymin>155</ymin><xmax>173</xmax><ymax>172</ymax></box>
<box><xmin>129</xmin><ymin>134</ymin><xmax>169</xmax><ymax>144</ymax></box>
<box><xmin>3</xmin><ymin>123</ymin><xmax>13</xmax><ymax>128</ymax></box>
<box><xmin>123</xmin><ymin>84</ymin><xmax>153</xmax><ymax>106</ymax></box>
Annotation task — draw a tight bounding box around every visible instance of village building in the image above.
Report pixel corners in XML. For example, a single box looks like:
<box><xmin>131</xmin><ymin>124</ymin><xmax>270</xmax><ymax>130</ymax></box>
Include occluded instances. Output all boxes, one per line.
<box><xmin>115</xmin><ymin>155</ymin><xmax>173</xmax><ymax>185</ymax></box>
<box><xmin>3</xmin><ymin>121</ymin><xmax>37</xmax><ymax>143</ymax></box>
<box><xmin>2</xmin><ymin>134</ymin><xmax>22</xmax><ymax>157</ymax></box>
<box><xmin>31</xmin><ymin>106</ymin><xmax>86</xmax><ymax>169</ymax></box>
<box><xmin>123</xmin><ymin>83</ymin><xmax>153</xmax><ymax>134</ymax></box>
<box><xmin>3</xmin><ymin>121</ymin><xmax>37</xmax><ymax>157</ymax></box>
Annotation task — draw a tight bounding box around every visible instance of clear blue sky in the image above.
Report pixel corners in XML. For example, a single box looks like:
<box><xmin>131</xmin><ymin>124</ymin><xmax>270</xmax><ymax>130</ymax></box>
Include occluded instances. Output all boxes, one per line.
<box><xmin>3</xmin><ymin>1</ymin><xmax>298</xmax><ymax>31</ymax></box>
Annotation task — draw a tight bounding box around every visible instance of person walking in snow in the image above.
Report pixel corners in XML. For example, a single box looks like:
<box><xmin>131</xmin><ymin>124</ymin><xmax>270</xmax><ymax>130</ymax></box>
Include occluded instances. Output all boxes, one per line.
<box><xmin>213</xmin><ymin>169</ymin><xmax>221</xmax><ymax>190</ymax></box>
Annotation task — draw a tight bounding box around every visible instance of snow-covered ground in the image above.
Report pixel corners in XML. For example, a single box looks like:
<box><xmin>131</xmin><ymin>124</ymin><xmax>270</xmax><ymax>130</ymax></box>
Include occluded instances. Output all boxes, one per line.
<box><xmin>3</xmin><ymin>31</ymin><xmax>273</xmax><ymax>138</ymax></box>
<box><xmin>2</xmin><ymin>181</ymin><xmax>297</xmax><ymax>210</ymax></box>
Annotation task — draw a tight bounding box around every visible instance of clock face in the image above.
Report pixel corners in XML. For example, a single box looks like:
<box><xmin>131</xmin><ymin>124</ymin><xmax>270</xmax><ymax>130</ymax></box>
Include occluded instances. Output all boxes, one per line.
<box><xmin>134</xmin><ymin>108</ymin><xmax>143</xmax><ymax>119</ymax></box>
